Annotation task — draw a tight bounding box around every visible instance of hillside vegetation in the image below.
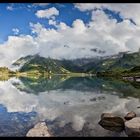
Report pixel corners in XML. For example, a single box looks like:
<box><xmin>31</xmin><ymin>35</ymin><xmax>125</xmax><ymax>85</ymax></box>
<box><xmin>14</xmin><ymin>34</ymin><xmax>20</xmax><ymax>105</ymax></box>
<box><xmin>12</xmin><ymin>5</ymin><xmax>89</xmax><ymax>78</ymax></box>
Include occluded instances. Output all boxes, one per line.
<box><xmin>0</xmin><ymin>50</ymin><xmax>140</xmax><ymax>78</ymax></box>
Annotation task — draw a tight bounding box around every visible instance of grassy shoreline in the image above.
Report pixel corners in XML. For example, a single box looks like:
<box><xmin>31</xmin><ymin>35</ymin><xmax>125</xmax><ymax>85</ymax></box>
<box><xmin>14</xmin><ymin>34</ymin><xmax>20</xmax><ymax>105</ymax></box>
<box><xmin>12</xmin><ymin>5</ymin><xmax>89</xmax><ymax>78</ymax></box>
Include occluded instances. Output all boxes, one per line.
<box><xmin>0</xmin><ymin>66</ymin><xmax>139</xmax><ymax>82</ymax></box>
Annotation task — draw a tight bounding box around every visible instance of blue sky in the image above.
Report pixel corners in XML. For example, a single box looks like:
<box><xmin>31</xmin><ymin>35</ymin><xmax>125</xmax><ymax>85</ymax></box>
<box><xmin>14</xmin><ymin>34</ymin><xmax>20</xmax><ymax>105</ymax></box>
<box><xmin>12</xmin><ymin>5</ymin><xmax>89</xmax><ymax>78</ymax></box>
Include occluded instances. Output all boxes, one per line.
<box><xmin>0</xmin><ymin>3</ymin><xmax>139</xmax><ymax>67</ymax></box>
<box><xmin>0</xmin><ymin>3</ymin><xmax>91</xmax><ymax>42</ymax></box>
<box><xmin>0</xmin><ymin>3</ymin><xmax>125</xmax><ymax>43</ymax></box>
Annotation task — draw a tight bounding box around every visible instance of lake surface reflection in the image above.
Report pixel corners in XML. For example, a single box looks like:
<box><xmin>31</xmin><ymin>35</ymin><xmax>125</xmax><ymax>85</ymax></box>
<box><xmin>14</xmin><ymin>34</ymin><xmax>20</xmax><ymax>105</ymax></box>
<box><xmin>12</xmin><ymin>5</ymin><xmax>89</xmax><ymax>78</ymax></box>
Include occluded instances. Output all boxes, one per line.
<box><xmin>0</xmin><ymin>76</ymin><xmax>140</xmax><ymax>136</ymax></box>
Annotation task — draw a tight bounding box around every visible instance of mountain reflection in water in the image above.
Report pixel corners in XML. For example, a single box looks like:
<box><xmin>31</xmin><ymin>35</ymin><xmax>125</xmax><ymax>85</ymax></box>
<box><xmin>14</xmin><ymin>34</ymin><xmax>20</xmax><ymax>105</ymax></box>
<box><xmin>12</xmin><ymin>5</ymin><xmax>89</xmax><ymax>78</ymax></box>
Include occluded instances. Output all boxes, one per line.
<box><xmin>12</xmin><ymin>76</ymin><xmax>140</xmax><ymax>98</ymax></box>
<box><xmin>0</xmin><ymin>76</ymin><xmax>139</xmax><ymax>136</ymax></box>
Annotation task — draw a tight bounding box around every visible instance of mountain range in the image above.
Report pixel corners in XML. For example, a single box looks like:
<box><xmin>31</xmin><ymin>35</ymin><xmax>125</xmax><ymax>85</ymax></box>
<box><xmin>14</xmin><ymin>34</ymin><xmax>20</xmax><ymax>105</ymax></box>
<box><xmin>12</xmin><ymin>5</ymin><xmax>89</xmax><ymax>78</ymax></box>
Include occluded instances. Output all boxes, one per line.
<box><xmin>12</xmin><ymin>50</ymin><xmax>140</xmax><ymax>75</ymax></box>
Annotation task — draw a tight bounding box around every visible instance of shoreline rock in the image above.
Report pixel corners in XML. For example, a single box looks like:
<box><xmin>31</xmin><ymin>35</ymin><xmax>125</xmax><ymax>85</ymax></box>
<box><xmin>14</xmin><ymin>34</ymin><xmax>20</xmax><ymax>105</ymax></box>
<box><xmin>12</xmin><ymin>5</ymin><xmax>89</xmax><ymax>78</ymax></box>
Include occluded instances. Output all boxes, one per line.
<box><xmin>124</xmin><ymin>111</ymin><xmax>136</xmax><ymax>121</ymax></box>
<box><xmin>101</xmin><ymin>113</ymin><xmax>115</xmax><ymax>119</ymax></box>
<box><xmin>99</xmin><ymin>112</ymin><xmax>140</xmax><ymax>137</ymax></box>
<box><xmin>26</xmin><ymin>122</ymin><xmax>52</xmax><ymax>137</ymax></box>
<box><xmin>125</xmin><ymin>117</ymin><xmax>140</xmax><ymax>137</ymax></box>
<box><xmin>99</xmin><ymin>113</ymin><xmax>125</xmax><ymax>132</ymax></box>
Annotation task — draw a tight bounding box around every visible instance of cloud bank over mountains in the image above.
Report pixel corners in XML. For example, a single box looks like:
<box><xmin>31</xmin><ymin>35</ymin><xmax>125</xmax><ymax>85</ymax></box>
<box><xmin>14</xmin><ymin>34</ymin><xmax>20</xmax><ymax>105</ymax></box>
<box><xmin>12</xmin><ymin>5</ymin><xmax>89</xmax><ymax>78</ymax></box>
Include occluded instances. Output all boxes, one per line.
<box><xmin>0</xmin><ymin>3</ymin><xmax>140</xmax><ymax>67</ymax></box>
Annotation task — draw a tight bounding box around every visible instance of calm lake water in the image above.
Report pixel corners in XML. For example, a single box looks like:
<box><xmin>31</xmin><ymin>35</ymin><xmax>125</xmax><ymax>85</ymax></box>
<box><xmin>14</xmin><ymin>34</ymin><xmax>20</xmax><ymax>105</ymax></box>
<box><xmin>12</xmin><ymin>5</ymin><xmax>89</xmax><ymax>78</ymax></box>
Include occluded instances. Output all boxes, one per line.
<box><xmin>0</xmin><ymin>76</ymin><xmax>140</xmax><ymax>136</ymax></box>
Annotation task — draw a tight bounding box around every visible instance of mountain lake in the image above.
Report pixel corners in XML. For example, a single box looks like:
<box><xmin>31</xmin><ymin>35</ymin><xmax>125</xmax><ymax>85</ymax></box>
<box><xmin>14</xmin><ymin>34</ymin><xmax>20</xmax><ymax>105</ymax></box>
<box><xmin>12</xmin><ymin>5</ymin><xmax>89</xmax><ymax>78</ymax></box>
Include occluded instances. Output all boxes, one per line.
<box><xmin>0</xmin><ymin>76</ymin><xmax>139</xmax><ymax>136</ymax></box>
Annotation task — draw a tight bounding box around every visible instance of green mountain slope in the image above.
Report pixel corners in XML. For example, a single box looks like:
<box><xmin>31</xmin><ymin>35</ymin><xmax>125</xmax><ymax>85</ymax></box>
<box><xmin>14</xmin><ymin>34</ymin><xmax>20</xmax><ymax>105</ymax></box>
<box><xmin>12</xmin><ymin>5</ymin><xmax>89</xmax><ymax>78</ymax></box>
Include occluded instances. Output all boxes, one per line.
<box><xmin>17</xmin><ymin>55</ymin><xmax>70</xmax><ymax>74</ymax></box>
<box><xmin>60</xmin><ymin>59</ymin><xmax>84</xmax><ymax>72</ymax></box>
<box><xmin>13</xmin><ymin>55</ymin><xmax>34</xmax><ymax>66</ymax></box>
<box><xmin>110</xmin><ymin>52</ymin><xmax>140</xmax><ymax>71</ymax></box>
<box><xmin>89</xmin><ymin>51</ymin><xmax>140</xmax><ymax>73</ymax></box>
<box><xmin>12</xmin><ymin>51</ymin><xmax>140</xmax><ymax>75</ymax></box>
<box><xmin>89</xmin><ymin>58</ymin><xmax>118</xmax><ymax>73</ymax></box>
<box><xmin>13</xmin><ymin>55</ymin><xmax>97</xmax><ymax>74</ymax></box>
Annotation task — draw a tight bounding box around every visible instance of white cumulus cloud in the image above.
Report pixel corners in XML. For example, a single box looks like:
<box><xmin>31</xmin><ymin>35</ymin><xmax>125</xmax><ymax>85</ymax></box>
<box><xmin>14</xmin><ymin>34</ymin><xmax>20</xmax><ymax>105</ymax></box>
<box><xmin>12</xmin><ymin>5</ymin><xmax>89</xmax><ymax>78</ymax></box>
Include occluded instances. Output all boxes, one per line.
<box><xmin>75</xmin><ymin>3</ymin><xmax>140</xmax><ymax>25</ymax></box>
<box><xmin>0</xmin><ymin>5</ymin><xmax>140</xmax><ymax>67</ymax></box>
<box><xmin>48</xmin><ymin>19</ymin><xmax>57</xmax><ymax>26</ymax></box>
<box><xmin>35</xmin><ymin>7</ymin><xmax>59</xmax><ymax>19</ymax></box>
<box><xmin>12</xmin><ymin>28</ymin><xmax>19</xmax><ymax>35</ymax></box>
